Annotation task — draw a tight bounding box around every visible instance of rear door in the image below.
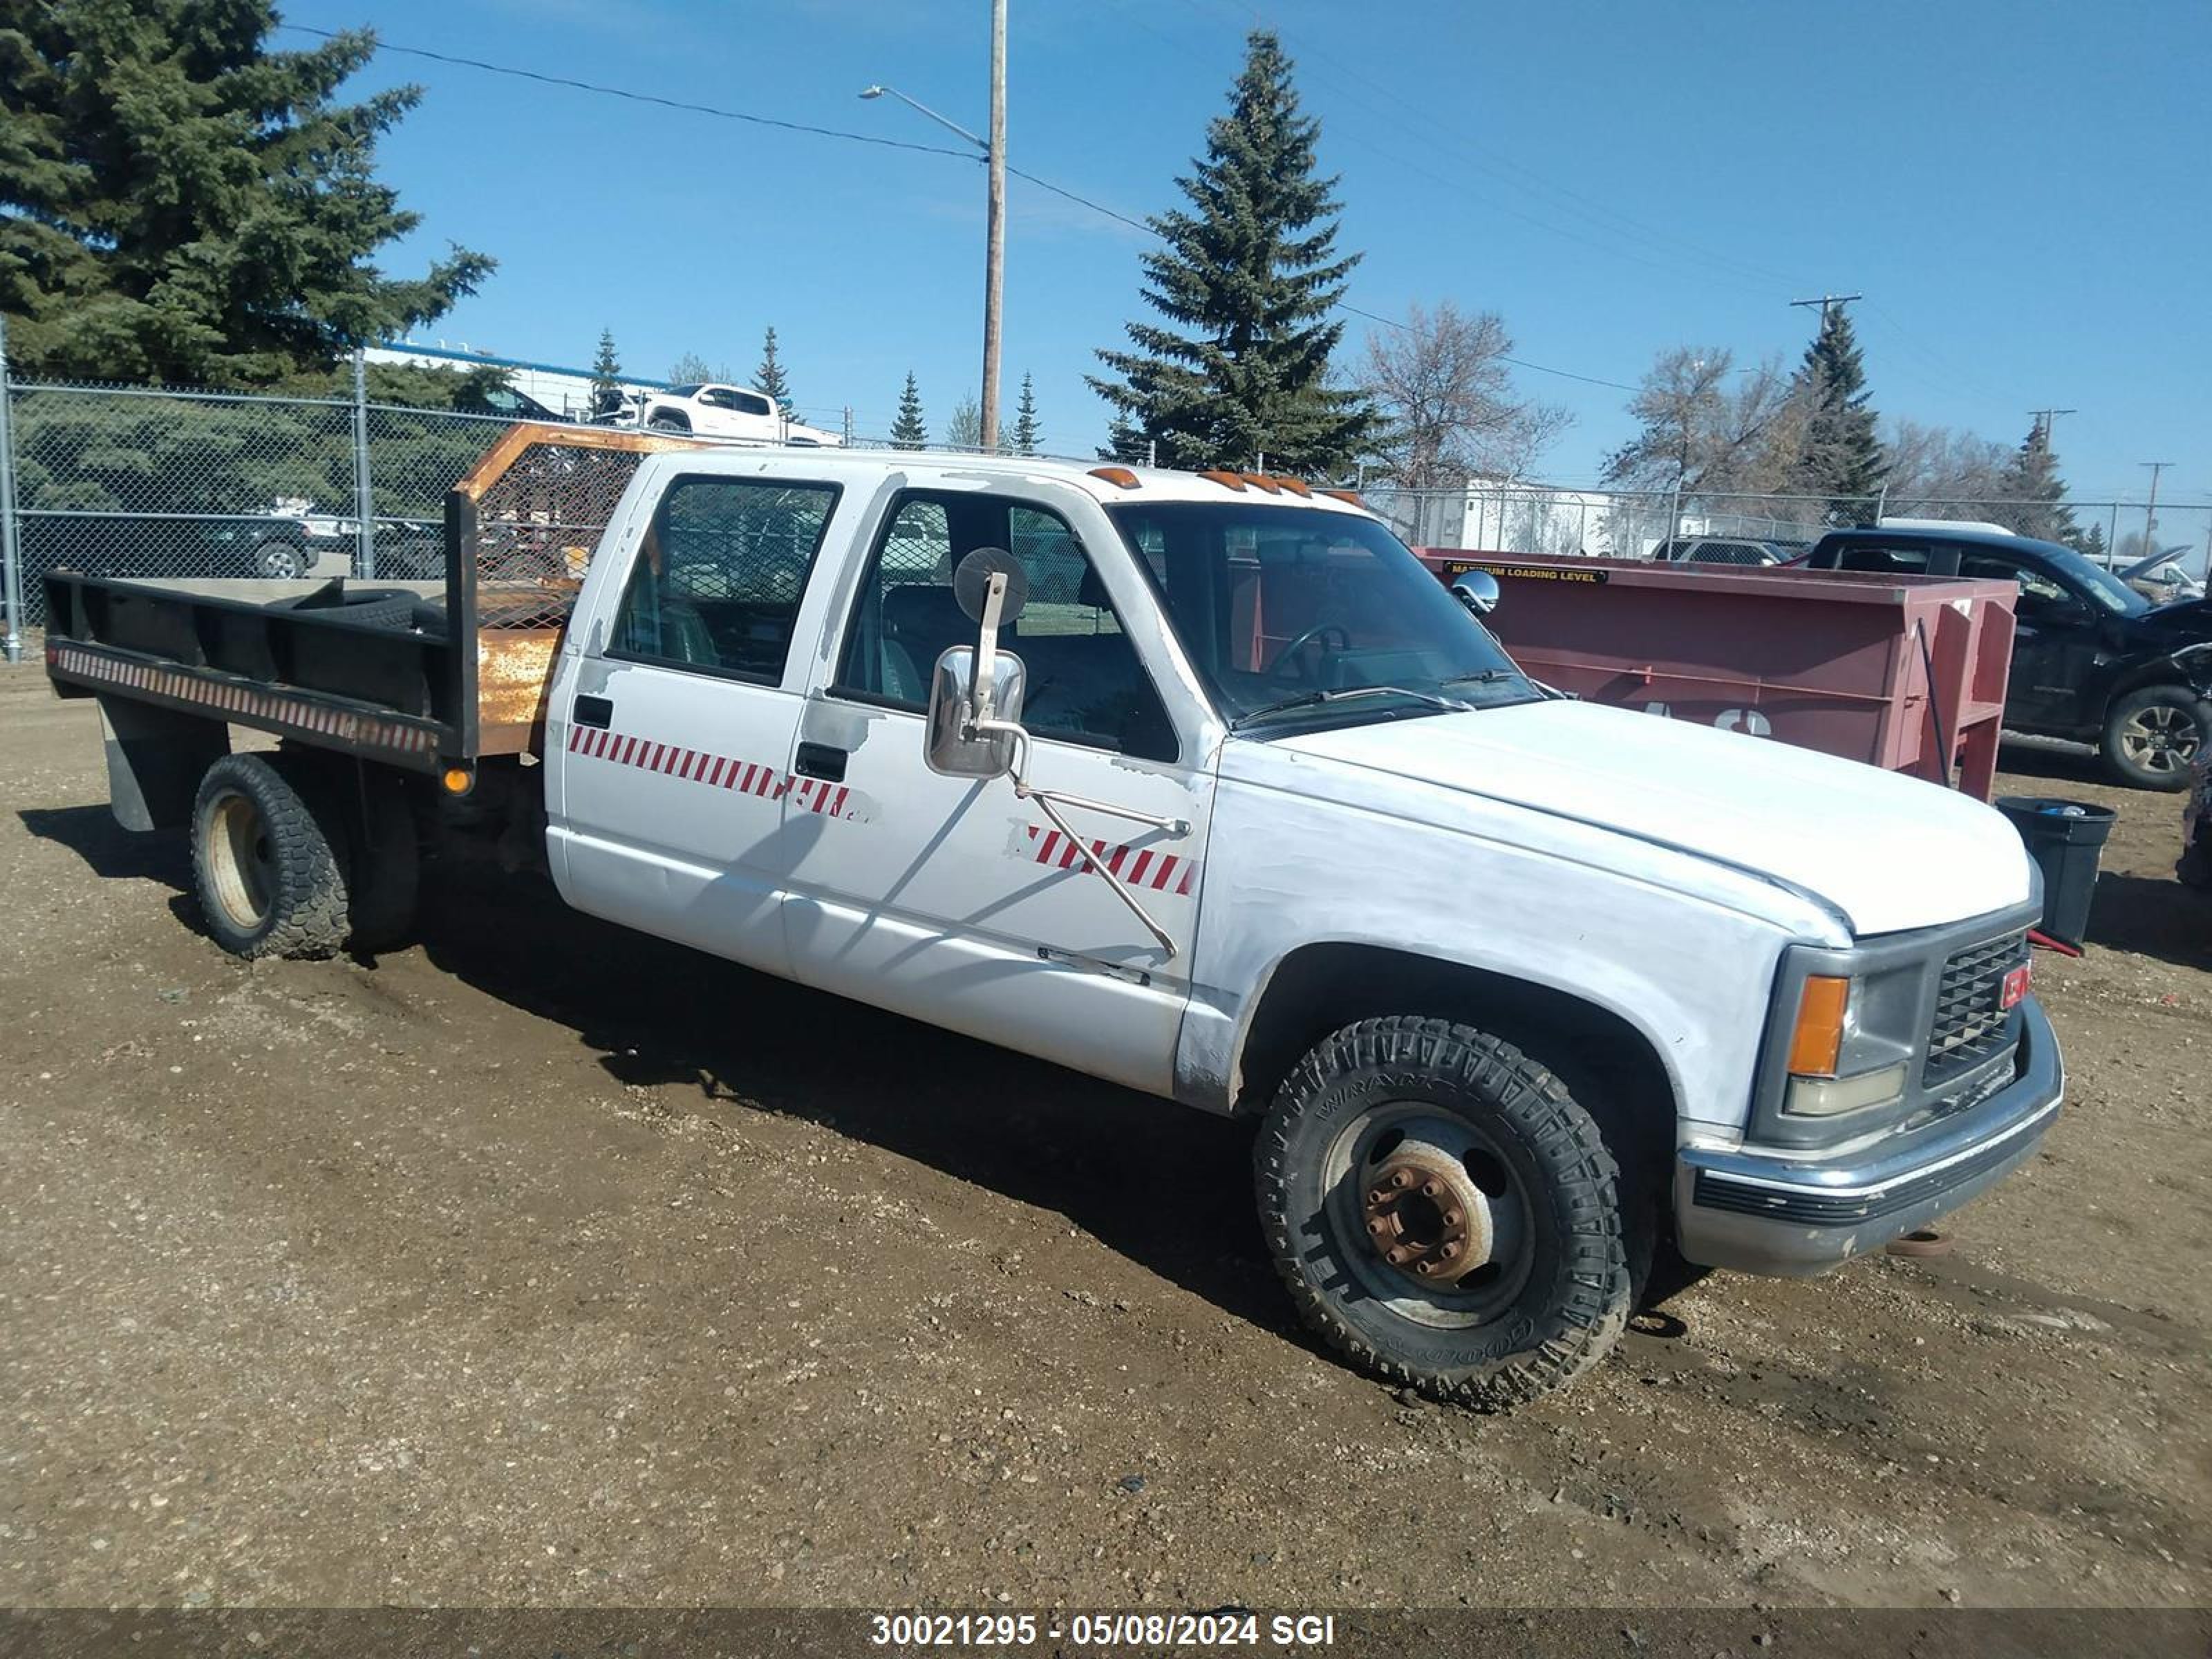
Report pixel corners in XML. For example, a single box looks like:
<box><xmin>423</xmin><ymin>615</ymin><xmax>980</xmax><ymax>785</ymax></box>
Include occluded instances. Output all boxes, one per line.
<box><xmin>547</xmin><ymin>468</ymin><xmax>845</xmax><ymax>975</ymax></box>
<box><xmin>780</xmin><ymin>484</ymin><xmax>1215</xmax><ymax>1096</ymax></box>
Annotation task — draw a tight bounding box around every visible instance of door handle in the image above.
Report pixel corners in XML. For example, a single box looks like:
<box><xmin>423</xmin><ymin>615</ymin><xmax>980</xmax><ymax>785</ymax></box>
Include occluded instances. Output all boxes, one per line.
<box><xmin>572</xmin><ymin>693</ymin><xmax>614</xmax><ymax>729</ymax></box>
<box><xmin>794</xmin><ymin>741</ymin><xmax>847</xmax><ymax>782</ymax></box>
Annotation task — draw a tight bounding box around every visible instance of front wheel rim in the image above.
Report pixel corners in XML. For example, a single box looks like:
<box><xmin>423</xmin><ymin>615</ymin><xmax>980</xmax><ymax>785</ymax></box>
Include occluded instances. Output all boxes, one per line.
<box><xmin>1323</xmin><ymin>1104</ymin><xmax>1535</xmax><ymax>1329</ymax></box>
<box><xmin>2122</xmin><ymin>704</ymin><xmax>2200</xmax><ymax>774</ymax></box>
<box><xmin>206</xmin><ymin>791</ymin><xmax>274</xmax><ymax>930</ymax></box>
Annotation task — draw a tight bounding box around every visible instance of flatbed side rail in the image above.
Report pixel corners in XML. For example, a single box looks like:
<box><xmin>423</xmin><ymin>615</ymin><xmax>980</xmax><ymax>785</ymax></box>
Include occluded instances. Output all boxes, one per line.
<box><xmin>41</xmin><ymin>571</ymin><xmax>458</xmax><ymax>774</ymax></box>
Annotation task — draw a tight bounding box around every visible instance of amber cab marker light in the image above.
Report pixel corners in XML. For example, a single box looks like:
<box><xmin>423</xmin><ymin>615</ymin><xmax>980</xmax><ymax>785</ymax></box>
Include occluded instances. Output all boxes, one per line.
<box><xmin>1786</xmin><ymin>975</ymin><xmax>1850</xmax><ymax>1078</ymax></box>
<box><xmin>1240</xmin><ymin>472</ymin><xmax>1282</xmax><ymax>494</ymax></box>
<box><xmin>1320</xmin><ymin>487</ymin><xmax>1367</xmax><ymax>507</ymax></box>
<box><xmin>1275</xmin><ymin>476</ymin><xmax>1313</xmax><ymax>496</ymax></box>
<box><xmin>1087</xmin><ymin>467</ymin><xmax>1141</xmax><ymax>490</ymax></box>
<box><xmin>1199</xmin><ymin>469</ymin><xmax>1248</xmax><ymax>491</ymax></box>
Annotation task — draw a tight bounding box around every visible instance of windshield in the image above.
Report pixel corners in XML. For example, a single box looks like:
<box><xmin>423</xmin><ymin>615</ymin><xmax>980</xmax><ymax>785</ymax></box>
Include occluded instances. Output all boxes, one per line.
<box><xmin>2050</xmin><ymin>547</ymin><xmax>2150</xmax><ymax>616</ymax></box>
<box><xmin>1107</xmin><ymin>502</ymin><xmax>1535</xmax><ymax>730</ymax></box>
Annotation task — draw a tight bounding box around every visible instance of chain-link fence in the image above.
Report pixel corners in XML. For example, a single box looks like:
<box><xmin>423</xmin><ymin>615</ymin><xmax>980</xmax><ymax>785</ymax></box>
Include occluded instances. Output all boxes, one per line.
<box><xmin>1364</xmin><ymin>480</ymin><xmax>2212</xmax><ymax>592</ymax></box>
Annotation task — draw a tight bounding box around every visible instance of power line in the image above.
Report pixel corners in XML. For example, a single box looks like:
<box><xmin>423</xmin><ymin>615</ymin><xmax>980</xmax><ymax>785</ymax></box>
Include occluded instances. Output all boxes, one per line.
<box><xmin>308</xmin><ymin>24</ymin><xmax>1644</xmax><ymax>401</ymax></box>
<box><xmin>276</xmin><ymin>25</ymin><xmax>978</xmax><ymax>160</ymax></box>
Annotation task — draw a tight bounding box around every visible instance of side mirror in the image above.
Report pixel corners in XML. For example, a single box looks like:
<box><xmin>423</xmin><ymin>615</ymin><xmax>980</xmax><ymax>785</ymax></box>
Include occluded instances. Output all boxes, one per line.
<box><xmin>925</xmin><ymin>546</ymin><xmax>1033</xmax><ymax>778</ymax></box>
<box><xmin>1451</xmin><ymin>570</ymin><xmax>1500</xmax><ymax>617</ymax></box>
<box><xmin>926</xmin><ymin>647</ymin><xmax>1028</xmax><ymax>776</ymax></box>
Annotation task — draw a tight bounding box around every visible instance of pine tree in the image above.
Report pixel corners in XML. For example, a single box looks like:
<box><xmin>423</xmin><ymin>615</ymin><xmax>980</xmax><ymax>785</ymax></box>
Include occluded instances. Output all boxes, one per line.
<box><xmin>1087</xmin><ymin>30</ymin><xmax>1380</xmax><ymax>475</ymax></box>
<box><xmin>0</xmin><ymin>3</ymin><xmax>492</xmax><ymax>384</ymax></box>
<box><xmin>890</xmin><ymin>373</ymin><xmax>928</xmax><ymax>450</ymax></box>
<box><xmin>2077</xmin><ymin>521</ymin><xmax>2106</xmax><ymax>562</ymax></box>
<box><xmin>1100</xmin><ymin>414</ymin><xmax>1149</xmax><ymax>466</ymax></box>
<box><xmin>589</xmin><ymin>328</ymin><xmax>622</xmax><ymax>404</ymax></box>
<box><xmin>2003</xmin><ymin>419</ymin><xmax>2080</xmax><ymax>544</ymax></box>
<box><xmin>1789</xmin><ymin>306</ymin><xmax>1885</xmax><ymax>514</ymax></box>
<box><xmin>755</xmin><ymin>326</ymin><xmax>794</xmax><ymax>418</ymax></box>
<box><xmin>1011</xmin><ymin>373</ymin><xmax>1042</xmax><ymax>456</ymax></box>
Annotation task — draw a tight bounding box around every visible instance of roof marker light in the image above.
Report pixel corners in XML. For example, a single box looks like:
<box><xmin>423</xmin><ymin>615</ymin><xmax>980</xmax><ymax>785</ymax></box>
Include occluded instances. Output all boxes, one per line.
<box><xmin>1088</xmin><ymin>467</ymin><xmax>1141</xmax><ymax>489</ymax></box>
<box><xmin>1199</xmin><ymin>469</ymin><xmax>1248</xmax><ymax>491</ymax></box>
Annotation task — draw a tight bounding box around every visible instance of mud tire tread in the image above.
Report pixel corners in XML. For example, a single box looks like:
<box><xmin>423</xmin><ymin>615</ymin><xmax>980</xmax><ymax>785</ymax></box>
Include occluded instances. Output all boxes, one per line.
<box><xmin>1255</xmin><ymin>1015</ymin><xmax>1631</xmax><ymax>1411</ymax></box>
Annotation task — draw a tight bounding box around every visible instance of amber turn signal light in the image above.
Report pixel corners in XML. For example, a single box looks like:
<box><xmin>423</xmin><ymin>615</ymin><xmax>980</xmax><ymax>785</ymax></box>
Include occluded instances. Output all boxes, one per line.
<box><xmin>1785</xmin><ymin>975</ymin><xmax>1850</xmax><ymax>1077</ymax></box>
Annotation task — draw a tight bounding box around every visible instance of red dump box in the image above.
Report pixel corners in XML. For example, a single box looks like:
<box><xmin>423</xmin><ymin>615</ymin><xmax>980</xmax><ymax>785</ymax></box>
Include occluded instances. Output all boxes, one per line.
<box><xmin>1417</xmin><ymin>552</ymin><xmax>2019</xmax><ymax>800</ymax></box>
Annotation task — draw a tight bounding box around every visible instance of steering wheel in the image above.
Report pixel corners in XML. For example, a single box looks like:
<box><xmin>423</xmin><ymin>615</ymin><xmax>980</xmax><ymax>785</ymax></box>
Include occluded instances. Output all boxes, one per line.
<box><xmin>1265</xmin><ymin>622</ymin><xmax>1351</xmax><ymax>679</ymax></box>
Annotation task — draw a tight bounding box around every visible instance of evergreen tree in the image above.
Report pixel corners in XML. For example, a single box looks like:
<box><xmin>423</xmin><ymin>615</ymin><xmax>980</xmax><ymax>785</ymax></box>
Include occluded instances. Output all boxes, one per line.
<box><xmin>890</xmin><ymin>372</ymin><xmax>928</xmax><ymax>449</ymax></box>
<box><xmin>1788</xmin><ymin>306</ymin><xmax>1884</xmax><ymax>513</ymax></box>
<box><xmin>1099</xmin><ymin>413</ymin><xmax>1149</xmax><ymax>466</ymax></box>
<box><xmin>589</xmin><ymin>328</ymin><xmax>621</xmax><ymax>398</ymax></box>
<box><xmin>1087</xmin><ymin>30</ymin><xmax>1380</xmax><ymax>474</ymax></box>
<box><xmin>2077</xmin><ymin>521</ymin><xmax>2107</xmax><ymax>563</ymax></box>
<box><xmin>755</xmin><ymin>326</ymin><xmax>794</xmax><ymax>418</ymax></box>
<box><xmin>0</xmin><ymin>1</ymin><xmax>491</xmax><ymax>384</ymax></box>
<box><xmin>1011</xmin><ymin>373</ymin><xmax>1042</xmax><ymax>456</ymax></box>
<box><xmin>2003</xmin><ymin>418</ymin><xmax>2081</xmax><ymax>544</ymax></box>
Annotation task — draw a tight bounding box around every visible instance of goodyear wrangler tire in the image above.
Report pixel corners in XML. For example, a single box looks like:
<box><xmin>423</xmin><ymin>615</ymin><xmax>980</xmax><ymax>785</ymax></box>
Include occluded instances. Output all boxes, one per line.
<box><xmin>1256</xmin><ymin>1016</ymin><xmax>1631</xmax><ymax>1409</ymax></box>
<box><xmin>189</xmin><ymin>753</ymin><xmax>351</xmax><ymax>960</ymax></box>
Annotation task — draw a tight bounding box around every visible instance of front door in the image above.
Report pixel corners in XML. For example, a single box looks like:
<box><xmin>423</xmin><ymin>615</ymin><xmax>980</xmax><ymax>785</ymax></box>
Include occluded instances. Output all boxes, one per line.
<box><xmin>780</xmin><ymin>486</ymin><xmax>1214</xmax><ymax>1096</ymax></box>
<box><xmin>550</xmin><ymin>469</ymin><xmax>845</xmax><ymax>976</ymax></box>
<box><xmin>1958</xmin><ymin>551</ymin><xmax>2100</xmax><ymax>731</ymax></box>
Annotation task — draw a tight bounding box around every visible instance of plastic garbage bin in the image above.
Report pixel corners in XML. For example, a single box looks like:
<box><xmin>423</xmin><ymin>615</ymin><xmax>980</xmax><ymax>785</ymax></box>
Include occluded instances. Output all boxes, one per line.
<box><xmin>1996</xmin><ymin>796</ymin><xmax>2117</xmax><ymax>949</ymax></box>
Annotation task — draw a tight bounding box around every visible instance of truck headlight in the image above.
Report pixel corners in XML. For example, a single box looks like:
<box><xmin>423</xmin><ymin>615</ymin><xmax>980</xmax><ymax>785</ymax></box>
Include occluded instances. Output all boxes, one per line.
<box><xmin>1784</xmin><ymin>1062</ymin><xmax>1909</xmax><ymax>1118</ymax></box>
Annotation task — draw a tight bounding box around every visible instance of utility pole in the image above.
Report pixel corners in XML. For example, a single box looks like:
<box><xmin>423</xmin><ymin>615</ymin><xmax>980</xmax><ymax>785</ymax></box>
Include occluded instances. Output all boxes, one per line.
<box><xmin>1789</xmin><ymin>292</ymin><xmax>1863</xmax><ymax>326</ymax></box>
<box><xmin>980</xmin><ymin>0</ymin><xmax>1006</xmax><ymax>455</ymax></box>
<box><xmin>2026</xmin><ymin>408</ymin><xmax>2076</xmax><ymax>451</ymax></box>
<box><xmin>2139</xmin><ymin>460</ymin><xmax>2173</xmax><ymax>559</ymax></box>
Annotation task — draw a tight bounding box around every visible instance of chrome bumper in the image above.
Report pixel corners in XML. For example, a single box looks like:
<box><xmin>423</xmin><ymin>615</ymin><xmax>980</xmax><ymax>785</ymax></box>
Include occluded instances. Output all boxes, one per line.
<box><xmin>1674</xmin><ymin>996</ymin><xmax>2063</xmax><ymax>1275</ymax></box>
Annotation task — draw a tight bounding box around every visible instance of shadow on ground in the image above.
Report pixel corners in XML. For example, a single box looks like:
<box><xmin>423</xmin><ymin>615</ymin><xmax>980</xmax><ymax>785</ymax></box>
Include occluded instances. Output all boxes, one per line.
<box><xmin>2088</xmin><ymin>871</ymin><xmax>2212</xmax><ymax>970</ymax></box>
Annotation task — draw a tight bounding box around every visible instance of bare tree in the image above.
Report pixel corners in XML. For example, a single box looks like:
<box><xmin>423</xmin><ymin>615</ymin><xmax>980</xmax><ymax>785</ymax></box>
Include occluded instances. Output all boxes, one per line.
<box><xmin>1882</xmin><ymin>419</ymin><xmax>2014</xmax><ymax>514</ymax></box>
<box><xmin>1602</xmin><ymin>347</ymin><xmax>1805</xmax><ymax>498</ymax></box>
<box><xmin>1364</xmin><ymin>302</ymin><xmax>1570</xmax><ymax>487</ymax></box>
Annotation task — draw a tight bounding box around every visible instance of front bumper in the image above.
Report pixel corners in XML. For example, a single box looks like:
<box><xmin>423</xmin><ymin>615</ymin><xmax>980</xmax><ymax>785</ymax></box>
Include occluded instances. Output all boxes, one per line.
<box><xmin>1674</xmin><ymin>996</ymin><xmax>2062</xmax><ymax>1275</ymax></box>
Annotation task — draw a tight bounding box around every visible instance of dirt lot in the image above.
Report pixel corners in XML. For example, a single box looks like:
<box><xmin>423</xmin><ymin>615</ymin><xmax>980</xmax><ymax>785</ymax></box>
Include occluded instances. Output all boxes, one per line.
<box><xmin>3</xmin><ymin>655</ymin><xmax>2208</xmax><ymax>1613</ymax></box>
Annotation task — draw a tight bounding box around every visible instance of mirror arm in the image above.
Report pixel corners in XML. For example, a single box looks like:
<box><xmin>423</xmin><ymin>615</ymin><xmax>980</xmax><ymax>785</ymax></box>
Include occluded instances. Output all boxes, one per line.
<box><xmin>971</xmin><ymin>716</ymin><xmax>1184</xmax><ymax>957</ymax></box>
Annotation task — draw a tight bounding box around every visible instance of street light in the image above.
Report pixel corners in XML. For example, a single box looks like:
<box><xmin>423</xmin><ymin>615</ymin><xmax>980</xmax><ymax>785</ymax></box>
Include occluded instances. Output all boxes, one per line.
<box><xmin>859</xmin><ymin>3</ymin><xmax>1006</xmax><ymax>453</ymax></box>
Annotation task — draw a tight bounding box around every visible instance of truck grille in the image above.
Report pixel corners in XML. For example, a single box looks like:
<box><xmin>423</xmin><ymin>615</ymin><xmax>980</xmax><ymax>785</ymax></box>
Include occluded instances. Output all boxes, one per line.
<box><xmin>1924</xmin><ymin>930</ymin><xmax>2028</xmax><ymax>1084</ymax></box>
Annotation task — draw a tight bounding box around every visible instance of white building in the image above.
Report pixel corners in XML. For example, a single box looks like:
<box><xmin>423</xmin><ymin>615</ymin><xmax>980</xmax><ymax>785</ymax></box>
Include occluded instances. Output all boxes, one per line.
<box><xmin>365</xmin><ymin>339</ymin><xmax>667</xmax><ymax>420</ymax></box>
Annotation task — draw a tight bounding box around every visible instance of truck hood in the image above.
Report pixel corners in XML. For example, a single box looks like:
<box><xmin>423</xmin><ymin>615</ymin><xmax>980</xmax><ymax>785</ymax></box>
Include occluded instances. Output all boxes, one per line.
<box><xmin>1262</xmin><ymin>700</ymin><xmax>2034</xmax><ymax>937</ymax></box>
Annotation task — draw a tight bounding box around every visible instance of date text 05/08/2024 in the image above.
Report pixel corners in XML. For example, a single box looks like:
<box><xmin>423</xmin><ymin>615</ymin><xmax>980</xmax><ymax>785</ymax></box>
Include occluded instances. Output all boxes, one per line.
<box><xmin>868</xmin><ymin>1612</ymin><xmax>1338</xmax><ymax>1648</ymax></box>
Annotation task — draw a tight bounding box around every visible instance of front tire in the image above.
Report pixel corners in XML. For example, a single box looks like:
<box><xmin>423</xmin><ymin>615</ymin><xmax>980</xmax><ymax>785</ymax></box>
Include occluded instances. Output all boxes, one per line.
<box><xmin>2101</xmin><ymin>684</ymin><xmax>2210</xmax><ymax>791</ymax></box>
<box><xmin>1256</xmin><ymin>1017</ymin><xmax>1631</xmax><ymax>1409</ymax></box>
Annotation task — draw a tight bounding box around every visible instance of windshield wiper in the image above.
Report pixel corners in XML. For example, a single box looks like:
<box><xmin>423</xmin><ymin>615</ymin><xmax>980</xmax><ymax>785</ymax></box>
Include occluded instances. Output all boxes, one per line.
<box><xmin>1438</xmin><ymin>668</ymin><xmax>1521</xmax><ymax>688</ymax></box>
<box><xmin>1230</xmin><ymin>684</ymin><xmax>1471</xmax><ymax>730</ymax></box>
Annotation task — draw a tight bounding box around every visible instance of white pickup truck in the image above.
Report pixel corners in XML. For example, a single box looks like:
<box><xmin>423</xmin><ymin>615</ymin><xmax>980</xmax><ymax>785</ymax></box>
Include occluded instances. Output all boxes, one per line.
<box><xmin>628</xmin><ymin>382</ymin><xmax>844</xmax><ymax>447</ymax></box>
<box><xmin>42</xmin><ymin>440</ymin><xmax>2063</xmax><ymax>1407</ymax></box>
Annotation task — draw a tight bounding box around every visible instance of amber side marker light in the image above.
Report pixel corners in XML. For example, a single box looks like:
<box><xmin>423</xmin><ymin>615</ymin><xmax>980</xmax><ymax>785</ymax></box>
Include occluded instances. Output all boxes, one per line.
<box><xmin>1087</xmin><ymin>467</ymin><xmax>1141</xmax><ymax>490</ymax></box>
<box><xmin>441</xmin><ymin>765</ymin><xmax>476</xmax><ymax>798</ymax></box>
<box><xmin>1785</xmin><ymin>975</ymin><xmax>1850</xmax><ymax>1077</ymax></box>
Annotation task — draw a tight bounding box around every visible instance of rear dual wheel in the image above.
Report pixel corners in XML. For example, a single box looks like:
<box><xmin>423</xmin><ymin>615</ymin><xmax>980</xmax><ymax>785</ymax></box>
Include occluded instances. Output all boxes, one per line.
<box><xmin>1256</xmin><ymin>1016</ymin><xmax>1633</xmax><ymax>1409</ymax></box>
<box><xmin>189</xmin><ymin>753</ymin><xmax>418</xmax><ymax>959</ymax></box>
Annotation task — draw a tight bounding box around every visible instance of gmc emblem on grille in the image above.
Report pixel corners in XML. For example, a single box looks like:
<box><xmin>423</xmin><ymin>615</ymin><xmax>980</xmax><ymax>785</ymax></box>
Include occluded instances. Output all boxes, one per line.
<box><xmin>2000</xmin><ymin>962</ymin><xmax>2032</xmax><ymax>1010</ymax></box>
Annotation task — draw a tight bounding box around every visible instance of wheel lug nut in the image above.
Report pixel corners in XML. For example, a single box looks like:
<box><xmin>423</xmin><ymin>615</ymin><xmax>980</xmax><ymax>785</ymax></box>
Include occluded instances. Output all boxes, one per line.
<box><xmin>1420</xmin><ymin>1179</ymin><xmax>1440</xmax><ymax>1198</ymax></box>
<box><xmin>1442</xmin><ymin>1209</ymin><xmax>1461</xmax><ymax>1226</ymax></box>
<box><xmin>1439</xmin><ymin>1240</ymin><xmax>1461</xmax><ymax>1260</ymax></box>
<box><xmin>1389</xmin><ymin>1170</ymin><xmax>1412</xmax><ymax>1189</ymax></box>
<box><xmin>1366</xmin><ymin>1219</ymin><xmax>1388</xmax><ymax>1238</ymax></box>
<box><xmin>1385</xmin><ymin>1246</ymin><xmax>1411</xmax><ymax>1264</ymax></box>
<box><xmin>1414</xmin><ymin>1259</ymin><xmax>1438</xmax><ymax>1276</ymax></box>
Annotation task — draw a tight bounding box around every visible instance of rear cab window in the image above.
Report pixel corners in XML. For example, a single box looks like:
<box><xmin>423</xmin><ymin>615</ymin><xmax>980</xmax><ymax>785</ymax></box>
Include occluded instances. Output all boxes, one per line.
<box><xmin>608</xmin><ymin>475</ymin><xmax>841</xmax><ymax>683</ymax></box>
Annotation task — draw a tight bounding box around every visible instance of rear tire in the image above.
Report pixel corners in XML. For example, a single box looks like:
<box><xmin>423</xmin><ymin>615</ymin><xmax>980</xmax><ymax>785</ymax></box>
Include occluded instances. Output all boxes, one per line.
<box><xmin>2100</xmin><ymin>684</ymin><xmax>2210</xmax><ymax>791</ymax></box>
<box><xmin>190</xmin><ymin>753</ymin><xmax>351</xmax><ymax>959</ymax></box>
<box><xmin>1255</xmin><ymin>1016</ymin><xmax>1631</xmax><ymax>1409</ymax></box>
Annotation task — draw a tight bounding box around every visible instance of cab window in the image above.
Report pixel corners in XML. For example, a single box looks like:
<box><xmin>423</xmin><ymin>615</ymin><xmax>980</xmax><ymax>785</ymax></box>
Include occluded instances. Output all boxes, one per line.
<box><xmin>608</xmin><ymin>476</ymin><xmax>840</xmax><ymax>682</ymax></box>
<box><xmin>1960</xmin><ymin>553</ymin><xmax>2077</xmax><ymax>613</ymax></box>
<box><xmin>834</xmin><ymin>490</ymin><xmax>1177</xmax><ymax>762</ymax></box>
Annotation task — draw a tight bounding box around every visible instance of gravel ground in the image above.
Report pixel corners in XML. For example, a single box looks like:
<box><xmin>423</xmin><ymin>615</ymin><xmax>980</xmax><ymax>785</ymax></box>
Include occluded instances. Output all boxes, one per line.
<box><xmin>3</xmin><ymin>657</ymin><xmax>2208</xmax><ymax>1611</ymax></box>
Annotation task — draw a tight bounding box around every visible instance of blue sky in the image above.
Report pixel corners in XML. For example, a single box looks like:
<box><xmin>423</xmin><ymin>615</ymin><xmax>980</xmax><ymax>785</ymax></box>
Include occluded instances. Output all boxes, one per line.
<box><xmin>287</xmin><ymin>0</ymin><xmax>2209</xmax><ymax>505</ymax></box>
